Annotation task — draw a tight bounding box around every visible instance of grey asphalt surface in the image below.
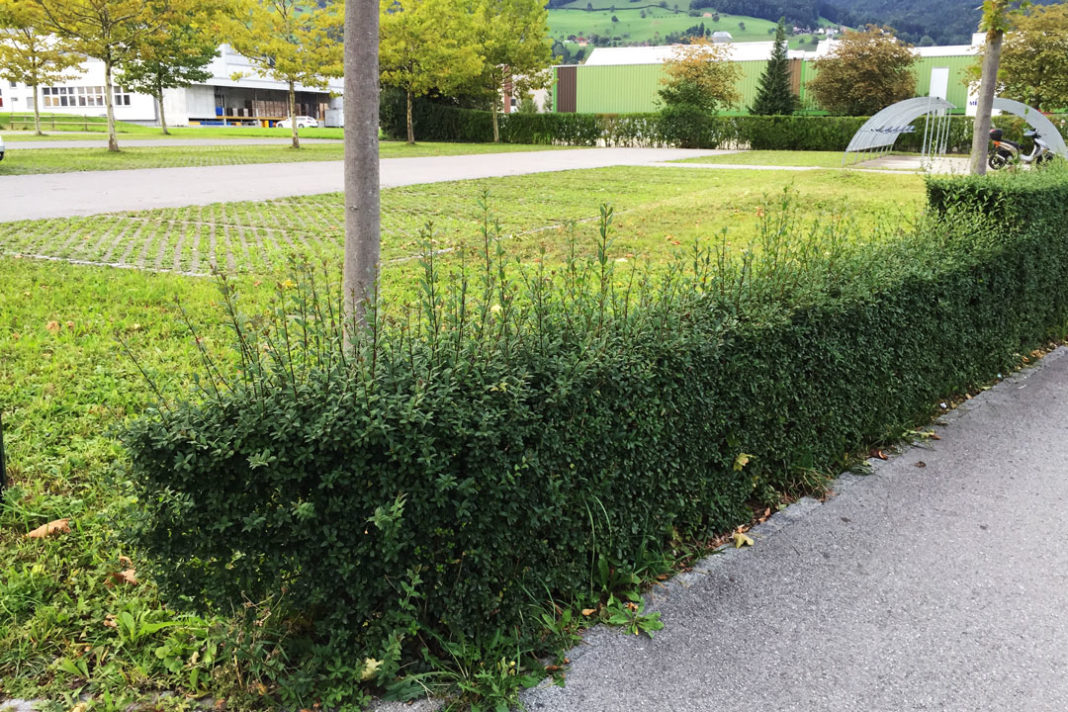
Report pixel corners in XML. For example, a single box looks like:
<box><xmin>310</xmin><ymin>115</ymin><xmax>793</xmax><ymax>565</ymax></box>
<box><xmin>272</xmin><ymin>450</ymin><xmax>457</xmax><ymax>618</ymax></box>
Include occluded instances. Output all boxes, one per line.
<box><xmin>520</xmin><ymin>347</ymin><xmax>1068</xmax><ymax>712</ymax></box>
<box><xmin>0</xmin><ymin>148</ymin><xmax>724</xmax><ymax>222</ymax></box>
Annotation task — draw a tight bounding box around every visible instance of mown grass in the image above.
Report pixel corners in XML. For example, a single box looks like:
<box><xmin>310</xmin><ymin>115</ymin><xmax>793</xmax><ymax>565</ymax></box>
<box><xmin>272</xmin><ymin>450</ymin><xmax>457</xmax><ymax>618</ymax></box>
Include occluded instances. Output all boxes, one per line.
<box><xmin>0</xmin><ymin>115</ymin><xmax>345</xmax><ymax>140</ymax></box>
<box><xmin>0</xmin><ymin>141</ymin><xmax>575</xmax><ymax>175</ymax></box>
<box><xmin>0</xmin><ymin>167</ymin><xmax>925</xmax><ymax>276</ymax></box>
<box><xmin>675</xmin><ymin>150</ymin><xmax>974</xmax><ymax>170</ymax></box>
<box><xmin>0</xmin><ymin>165</ymin><xmax>927</xmax><ymax>709</ymax></box>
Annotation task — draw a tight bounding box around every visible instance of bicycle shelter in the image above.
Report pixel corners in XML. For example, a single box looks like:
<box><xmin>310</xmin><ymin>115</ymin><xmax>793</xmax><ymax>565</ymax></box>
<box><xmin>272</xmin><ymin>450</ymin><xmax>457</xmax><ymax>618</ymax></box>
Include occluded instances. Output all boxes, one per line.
<box><xmin>842</xmin><ymin>97</ymin><xmax>956</xmax><ymax>166</ymax></box>
<box><xmin>991</xmin><ymin>98</ymin><xmax>1068</xmax><ymax>159</ymax></box>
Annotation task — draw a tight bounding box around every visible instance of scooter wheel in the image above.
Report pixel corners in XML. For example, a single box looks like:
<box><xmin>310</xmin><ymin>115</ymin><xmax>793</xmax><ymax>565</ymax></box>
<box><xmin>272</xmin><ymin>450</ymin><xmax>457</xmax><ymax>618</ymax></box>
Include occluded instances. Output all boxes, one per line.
<box><xmin>988</xmin><ymin>152</ymin><xmax>1009</xmax><ymax>170</ymax></box>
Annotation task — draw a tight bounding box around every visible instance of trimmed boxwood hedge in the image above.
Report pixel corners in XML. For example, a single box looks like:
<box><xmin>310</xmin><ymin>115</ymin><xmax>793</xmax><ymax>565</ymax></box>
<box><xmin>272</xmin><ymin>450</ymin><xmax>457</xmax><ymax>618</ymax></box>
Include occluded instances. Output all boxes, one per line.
<box><xmin>126</xmin><ymin>165</ymin><xmax>1068</xmax><ymax>702</ymax></box>
<box><xmin>380</xmin><ymin>96</ymin><xmax>1068</xmax><ymax>153</ymax></box>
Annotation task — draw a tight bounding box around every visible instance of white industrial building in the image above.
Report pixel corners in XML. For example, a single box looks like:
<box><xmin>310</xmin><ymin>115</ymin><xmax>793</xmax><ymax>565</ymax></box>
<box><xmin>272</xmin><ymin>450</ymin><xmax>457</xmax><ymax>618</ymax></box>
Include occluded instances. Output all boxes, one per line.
<box><xmin>0</xmin><ymin>44</ymin><xmax>344</xmax><ymax>127</ymax></box>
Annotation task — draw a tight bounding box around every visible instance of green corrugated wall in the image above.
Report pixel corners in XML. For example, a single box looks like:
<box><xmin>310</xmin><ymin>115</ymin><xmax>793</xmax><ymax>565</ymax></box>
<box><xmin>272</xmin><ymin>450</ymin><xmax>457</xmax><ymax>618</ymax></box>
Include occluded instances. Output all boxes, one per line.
<box><xmin>565</xmin><ymin>53</ymin><xmax>976</xmax><ymax>114</ymax></box>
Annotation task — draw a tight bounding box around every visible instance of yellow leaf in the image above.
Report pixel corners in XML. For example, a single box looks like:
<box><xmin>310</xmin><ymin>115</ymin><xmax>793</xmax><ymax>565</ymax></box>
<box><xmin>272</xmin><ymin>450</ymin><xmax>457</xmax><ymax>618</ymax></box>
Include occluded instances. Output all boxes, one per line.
<box><xmin>360</xmin><ymin>657</ymin><xmax>382</xmax><ymax>681</ymax></box>
<box><xmin>26</xmin><ymin>518</ymin><xmax>70</xmax><ymax>538</ymax></box>
<box><xmin>732</xmin><ymin>532</ymin><xmax>754</xmax><ymax>548</ymax></box>
<box><xmin>581</xmin><ymin>608</ymin><xmax>597</xmax><ymax>616</ymax></box>
<box><xmin>733</xmin><ymin>453</ymin><xmax>752</xmax><ymax>471</ymax></box>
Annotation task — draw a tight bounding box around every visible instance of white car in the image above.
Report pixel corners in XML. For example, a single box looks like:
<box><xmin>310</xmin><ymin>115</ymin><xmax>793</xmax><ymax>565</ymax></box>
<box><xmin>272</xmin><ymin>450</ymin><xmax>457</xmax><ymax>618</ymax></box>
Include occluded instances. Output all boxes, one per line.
<box><xmin>0</xmin><ymin>134</ymin><xmax>5</xmax><ymax>161</ymax></box>
<box><xmin>276</xmin><ymin>116</ymin><xmax>319</xmax><ymax>129</ymax></box>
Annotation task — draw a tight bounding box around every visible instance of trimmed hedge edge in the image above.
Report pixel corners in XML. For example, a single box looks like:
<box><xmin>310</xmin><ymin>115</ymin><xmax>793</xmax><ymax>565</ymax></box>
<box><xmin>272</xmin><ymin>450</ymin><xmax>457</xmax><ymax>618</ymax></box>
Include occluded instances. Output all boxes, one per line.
<box><xmin>125</xmin><ymin>165</ymin><xmax>1068</xmax><ymax>706</ymax></box>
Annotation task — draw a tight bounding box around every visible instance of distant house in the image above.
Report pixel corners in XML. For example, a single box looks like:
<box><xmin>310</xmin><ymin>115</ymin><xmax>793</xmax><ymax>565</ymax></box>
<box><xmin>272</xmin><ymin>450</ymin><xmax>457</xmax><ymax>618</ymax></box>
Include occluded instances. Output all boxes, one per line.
<box><xmin>0</xmin><ymin>43</ymin><xmax>343</xmax><ymax>127</ymax></box>
<box><xmin>711</xmin><ymin>31</ymin><xmax>733</xmax><ymax>43</ymax></box>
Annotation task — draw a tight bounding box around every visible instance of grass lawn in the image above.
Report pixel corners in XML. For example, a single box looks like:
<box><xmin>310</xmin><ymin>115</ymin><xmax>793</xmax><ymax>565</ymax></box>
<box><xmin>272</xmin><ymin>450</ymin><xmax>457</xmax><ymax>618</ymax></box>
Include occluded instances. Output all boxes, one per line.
<box><xmin>676</xmin><ymin>150</ymin><xmax>854</xmax><ymax>168</ymax></box>
<box><xmin>1</xmin><ymin>114</ymin><xmax>346</xmax><ymax>140</ymax></box>
<box><xmin>0</xmin><ymin>167</ymin><xmax>925</xmax><ymax>275</ymax></box>
<box><xmin>0</xmin><ymin>163</ymin><xmax>926</xmax><ymax>707</ymax></box>
<box><xmin>0</xmin><ymin>141</ymin><xmax>576</xmax><ymax>175</ymax></box>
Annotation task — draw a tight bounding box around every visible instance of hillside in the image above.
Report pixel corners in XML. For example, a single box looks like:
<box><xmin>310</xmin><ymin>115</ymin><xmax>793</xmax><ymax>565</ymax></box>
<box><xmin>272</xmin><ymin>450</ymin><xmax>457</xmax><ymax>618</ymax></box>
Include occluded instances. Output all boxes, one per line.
<box><xmin>826</xmin><ymin>0</ymin><xmax>1061</xmax><ymax>45</ymax></box>
<box><xmin>547</xmin><ymin>4</ymin><xmax>834</xmax><ymax>63</ymax></box>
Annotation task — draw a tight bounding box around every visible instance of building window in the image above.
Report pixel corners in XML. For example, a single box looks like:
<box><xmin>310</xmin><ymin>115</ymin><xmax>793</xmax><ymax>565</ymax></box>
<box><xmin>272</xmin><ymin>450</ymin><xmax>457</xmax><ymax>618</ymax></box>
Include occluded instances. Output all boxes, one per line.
<box><xmin>42</xmin><ymin>85</ymin><xmax>132</xmax><ymax>108</ymax></box>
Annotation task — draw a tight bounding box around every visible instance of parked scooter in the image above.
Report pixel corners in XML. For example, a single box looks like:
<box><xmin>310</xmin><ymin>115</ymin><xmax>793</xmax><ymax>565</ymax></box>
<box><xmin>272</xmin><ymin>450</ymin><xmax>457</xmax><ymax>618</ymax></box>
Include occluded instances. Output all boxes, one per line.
<box><xmin>988</xmin><ymin>127</ymin><xmax>1054</xmax><ymax>169</ymax></box>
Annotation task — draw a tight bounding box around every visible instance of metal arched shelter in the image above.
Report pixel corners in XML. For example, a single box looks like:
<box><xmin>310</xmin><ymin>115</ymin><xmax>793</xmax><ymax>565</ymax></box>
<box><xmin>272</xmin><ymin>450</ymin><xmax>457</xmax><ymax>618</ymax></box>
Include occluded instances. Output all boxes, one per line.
<box><xmin>842</xmin><ymin>97</ymin><xmax>956</xmax><ymax>165</ymax></box>
<box><xmin>992</xmin><ymin>98</ymin><xmax>1068</xmax><ymax>159</ymax></box>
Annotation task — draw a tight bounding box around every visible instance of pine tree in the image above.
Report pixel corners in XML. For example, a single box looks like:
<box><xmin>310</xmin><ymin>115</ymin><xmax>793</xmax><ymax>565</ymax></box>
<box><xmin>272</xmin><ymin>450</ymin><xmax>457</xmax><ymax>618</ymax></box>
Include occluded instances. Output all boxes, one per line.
<box><xmin>749</xmin><ymin>17</ymin><xmax>797</xmax><ymax>115</ymax></box>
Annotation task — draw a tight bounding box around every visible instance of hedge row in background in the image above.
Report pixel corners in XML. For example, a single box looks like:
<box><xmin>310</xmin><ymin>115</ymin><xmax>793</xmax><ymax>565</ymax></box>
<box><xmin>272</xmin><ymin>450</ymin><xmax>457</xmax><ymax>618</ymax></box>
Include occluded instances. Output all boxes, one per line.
<box><xmin>126</xmin><ymin>166</ymin><xmax>1068</xmax><ymax>707</ymax></box>
<box><xmin>380</xmin><ymin>96</ymin><xmax>1068</xmax><ymax>152</ymax></box>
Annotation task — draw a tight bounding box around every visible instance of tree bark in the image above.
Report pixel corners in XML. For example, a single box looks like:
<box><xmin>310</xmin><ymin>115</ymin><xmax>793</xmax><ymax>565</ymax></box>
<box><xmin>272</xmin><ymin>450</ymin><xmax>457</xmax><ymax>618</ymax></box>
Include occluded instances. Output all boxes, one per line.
<box><xmin>288</xmin><ymin>80</ymin><xmax>299</xmax><ymax>149</ymax></box>
<box><xmin>491</xmin><ymin>98</ymin><xmax>500</xmax><ymax>143</ymax></box>
<box><xmin>969</xmin><ymin>30</ymin><xmax>1003</xmax><ymax>175</ymax></box>
<box><xmin>343</xmin><ymin>0</ymin><xmax>382</xmax><ymax>330</ymax></box>
<box><xmin>32</xmin><ymin>84</ymin><xmax>42</xmax><ymax>136</ymax></box>
<box><xmin>104</xmin><ymin>58</ymin><xmax>119</xmax><ymax>152</ymax></box>
<box><xmin>406</xmin><ymin>90</ymin><xmax>414</xmax><ymax>144</ymax></box>
<box><xmin>157</xmin><ymin>88</ymin><xmax>169</xmax><ymax>135</ymax></box>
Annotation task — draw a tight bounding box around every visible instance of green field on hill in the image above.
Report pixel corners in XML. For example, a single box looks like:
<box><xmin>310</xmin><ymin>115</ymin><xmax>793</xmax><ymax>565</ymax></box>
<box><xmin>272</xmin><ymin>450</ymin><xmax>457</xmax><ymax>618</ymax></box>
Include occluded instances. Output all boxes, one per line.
<box><xmin>548</xmin><ymin>4</ymin><xmax>834</xmax><ymax>62</ymax></box>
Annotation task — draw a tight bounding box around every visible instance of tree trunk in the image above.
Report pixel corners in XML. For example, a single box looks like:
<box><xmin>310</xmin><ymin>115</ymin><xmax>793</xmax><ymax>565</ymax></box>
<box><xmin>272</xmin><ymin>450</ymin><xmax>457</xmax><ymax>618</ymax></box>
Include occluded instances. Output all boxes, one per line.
<box><xmin>406</xmin><ymin>90</ymin><xmax>414</xmax><ymax>144</ymax></box>
<box><xmin>491</xmin><ymin>98</ymin><xmax>500</xmax><ymax>143</ymax></box>
<box><xmin>32</xmin><ymin>84</ymin><xmax>42</xmax><ymax>136</ymax></box>
<box><xmin>343</xmin><ymin>0</ymin><xmax>382</xmax><ymax>329</ymax></box>
<box><xmin>288</xmin><ymin>80</ymin><xmax>299</xmax><ymax>149</ymax></box>
<box><xmin>969</xmin><ymin>30</ymin><xmax>1003</xmax><ymax>175</ymax></box>
<box><xmin>157</xmin><ymin>89</ymin><xmax>169</xmax><ymax>135</ymax></box>
<box><xmin>104</xmin><ymin>58</ymin><xmax>119</xmax><ymax>152</ymax></box>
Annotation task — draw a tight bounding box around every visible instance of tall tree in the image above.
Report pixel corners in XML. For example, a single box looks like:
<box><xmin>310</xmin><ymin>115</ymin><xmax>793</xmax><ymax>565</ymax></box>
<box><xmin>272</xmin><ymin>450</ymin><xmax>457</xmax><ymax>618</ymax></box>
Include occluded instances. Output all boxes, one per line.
<box><xmin>0</xmin><ymin>0</ymin><xmax>81</xmax><ymax>136</ymax></box>
<box><xmin>968</xmin><ymin>1</ymin><xmax>1027</xmax><ymax>175</ymax></box>
<box><xmin>118</xmin><ymin>20</ymin><xmax>219</xmax><ymax>135</ymax></box>
<box><xmin>28</xmin><ymin>0</ymin><xmax>179</xmax><ymax>151</ymax></box>
<box><xmin>344</xmin><ymin>0</ymin><xmax>380</xmax><ymax>327</ymax></box>
<box><xmin>378</xmin><ymin>0</ymin><xmax>483</xmax><ymax>144</ymax></box>
<box><xmin>749</xmin><ymin>17</ymin><xmax>797</xmax><ymax>116</ymax></box>
<box><xmin>474</xmin><ymin>0</ymin><xmax>553</xmax><ymax>143</ymax></box>
<box><xmin>993</xmin><ymin>2</ymin><xmax>1067</xmax><ymax>112</ymax></box>
<box><xmin>228</xmin><ymin>0</ymin><xmax>343</xmax><ymax>149</ymax></box>
<box><xmin>807</xmin><ymin>25</ymin><xmax>916</xmax><ymax>116</ymax></box>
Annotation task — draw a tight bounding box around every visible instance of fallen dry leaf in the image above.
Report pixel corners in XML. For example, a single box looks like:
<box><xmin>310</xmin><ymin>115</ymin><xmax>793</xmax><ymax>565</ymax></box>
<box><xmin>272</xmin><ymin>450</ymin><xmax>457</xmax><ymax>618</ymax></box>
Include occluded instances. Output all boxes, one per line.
<box><xmin>45</xmin><ymin>320</ymin><xmax>60</xmax><ymax>333</ymax></box>
<box><xmin>119</xmin><ymin>555</ymin><xmax>133</xmax><ymax>567</ymax></box>
<box><xmin>869</xmin><ymin>449</ymin><xmax>888</xmax><ymax>460</ymax></box>
<box><xmin>103</xmin><ymin>614</ymin><xmax>118</xmax><ymax>628</ymax></box>
<box><xmin>732</xmin><ymin>532</ymin><xmax>754</xmax><ymax>548</ymax></box>
<box><xmin>581</xmin><ymin>608</ymin><xmax>597</xmax><ymax>616</ymax></box>
<box><xmin>929</xmin><ymin>433</ymin><xmax>941</xmax><ymax>440</ymax></box>
<box><xmin>26</xmin><ymin>518</ymin><xmax>70</xmax><ymax>539</ymax></box>
<box><xmin>108</xmin><ymin>568</ymin><xmax>138</xmax><ymax>586</ymax></box>
<box><xmin>915</xmin><ymin>461</ymin><xmax>927</xmax><ymax>468</ymax></box>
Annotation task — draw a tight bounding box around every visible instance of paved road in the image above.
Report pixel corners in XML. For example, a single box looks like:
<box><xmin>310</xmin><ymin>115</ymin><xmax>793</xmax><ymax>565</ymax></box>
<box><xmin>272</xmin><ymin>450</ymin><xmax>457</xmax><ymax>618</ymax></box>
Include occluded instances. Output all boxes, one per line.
<box><xmin>0</xmin><ymin>148</ymin><xmax>725</xmax><ymax>222</ymax></box>
<box><xmin>521</xmin><ymin>347</ymin><xmax>1068</xmax><ymax>712</ymax></box>
<box><xmin>7</xmin><ymin>137</ymin><xmax>342</xmax><ymax>149</ymax></box>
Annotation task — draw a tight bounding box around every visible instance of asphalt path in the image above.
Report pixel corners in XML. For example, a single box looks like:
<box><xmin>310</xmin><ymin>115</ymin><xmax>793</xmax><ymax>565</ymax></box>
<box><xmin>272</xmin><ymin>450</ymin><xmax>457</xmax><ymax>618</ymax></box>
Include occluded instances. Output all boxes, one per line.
<box><xmin>520</xmin><ymin>347</ymin><xmax>1068</xmax><ymax>712</ymax></box>
<box><xmin>0</xmin><ymin>148</ymin><xmax>725</xmax><ymax>222</ymax></box>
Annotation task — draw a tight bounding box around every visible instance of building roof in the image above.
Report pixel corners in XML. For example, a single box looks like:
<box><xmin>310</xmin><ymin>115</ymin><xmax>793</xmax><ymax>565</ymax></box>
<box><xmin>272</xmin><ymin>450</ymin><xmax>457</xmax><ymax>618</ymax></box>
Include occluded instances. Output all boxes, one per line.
<box><xmin>584</xmin><ymin>41</ymin><xmax>815</xmax><ymax>66</ymax></box>
<box><xmin>585</xmin><ymin>33</ymin><xmax>979</xmax><ymax>67</ymax></box>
